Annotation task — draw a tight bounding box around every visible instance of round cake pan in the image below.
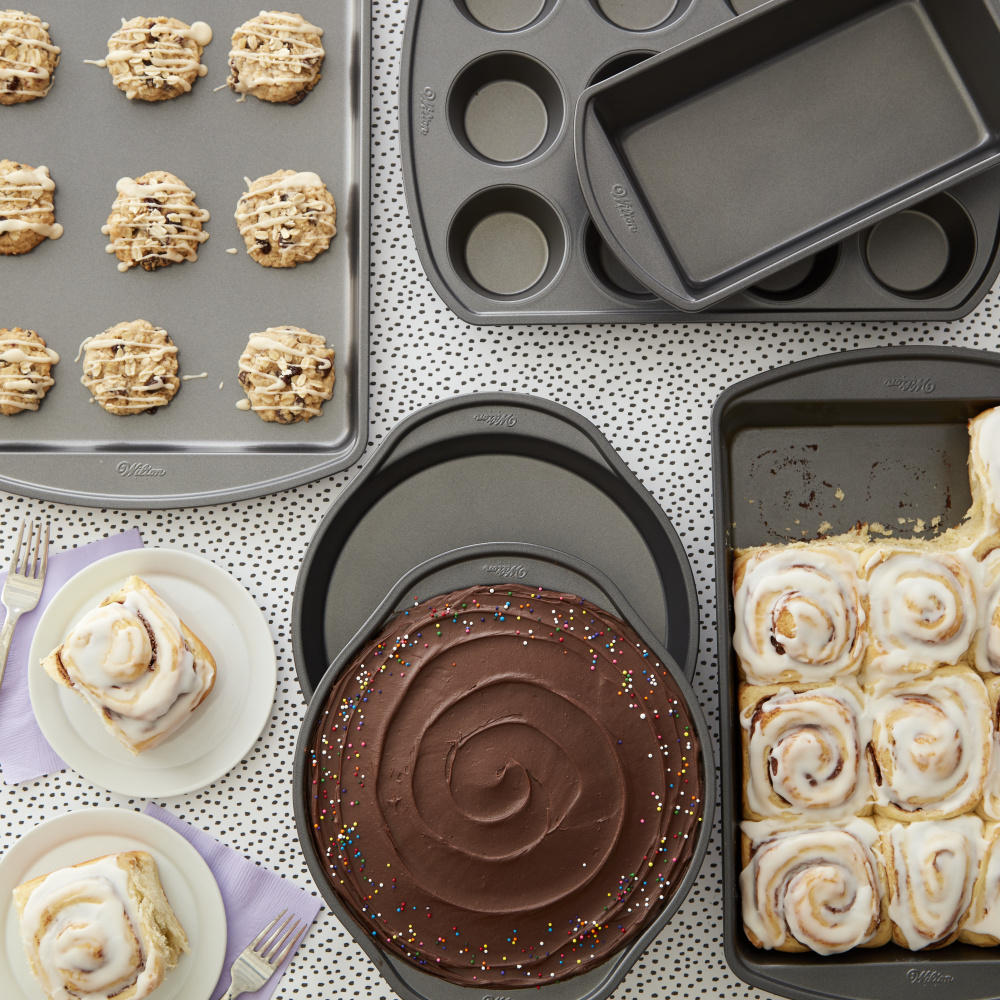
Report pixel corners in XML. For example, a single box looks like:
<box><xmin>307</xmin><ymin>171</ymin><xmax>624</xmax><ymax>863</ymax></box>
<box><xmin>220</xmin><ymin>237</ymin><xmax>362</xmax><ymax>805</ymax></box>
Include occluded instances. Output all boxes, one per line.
<box><xmin>292</xmin><ymin>392</ymin><xmax>699</xmax><ymax>699</ymax></box>
<box><xmin>293</xmin><ymin>540</ymin><xmax>715</xmax><ymax>1000</ymax></box>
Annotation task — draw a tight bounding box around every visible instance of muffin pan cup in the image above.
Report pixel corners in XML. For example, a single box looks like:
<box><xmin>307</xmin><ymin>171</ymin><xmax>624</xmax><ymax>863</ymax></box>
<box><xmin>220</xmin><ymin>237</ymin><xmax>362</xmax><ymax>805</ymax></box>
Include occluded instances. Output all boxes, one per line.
<box><xmin>291</xmin><ymin>392</ymin><xmax>699</xmax><ymax>699</ymax></box>
<box><xmin>577</xmin><ymin>0</ymin><xmax>1000</xmax><ymax>311</ymax></box>
<box><xmin>402</xmin><ymin>0</ymin><xmax>1000</xmax><ymax>325</ymax></box>
<box><xmin>0</xmin><ymin>0</ymin><xmax>370</xmax><ymax>508</ymax></box>
<box><xmin>293</xmin><ymin>540</ymin><xmax>716</xmax><ymax>1000</ymax></box>
<box><xmin>712</xmin><ymin>346</ymin><xmax>1000</xmax><ymax>1000</ymax></box>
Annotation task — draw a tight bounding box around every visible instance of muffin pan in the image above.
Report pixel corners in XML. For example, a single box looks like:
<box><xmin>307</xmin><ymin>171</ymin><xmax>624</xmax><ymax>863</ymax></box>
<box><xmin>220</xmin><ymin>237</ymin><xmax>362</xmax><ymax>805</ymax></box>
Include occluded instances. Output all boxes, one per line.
<box><xmin>0</xmin><ymin>0</ymin><xmax>370</xmax><ymax>508</ymax></box>
<box><xmin>293</xmin><ymin>540</ymin><xmax>715</xmax><ymax>1000</ymax></box>
<box><xmin>712</xmin><ymin>347</ymin><xmax>1000</xmax><ymax>1000</ymax></box>
<box><xmin>578</xmin><ymin>0</ymin><xmax>1000</xmax><ymax>311</ymax></box>
<box><xmin>291</xmin><ymin>392</ymin><xmax>699</xmax><ymax>698</ymax></box>
<box><xmin>401</xmin><ymin>0</ymin><xmax>1000</xmax><ymax>324</ymax></box>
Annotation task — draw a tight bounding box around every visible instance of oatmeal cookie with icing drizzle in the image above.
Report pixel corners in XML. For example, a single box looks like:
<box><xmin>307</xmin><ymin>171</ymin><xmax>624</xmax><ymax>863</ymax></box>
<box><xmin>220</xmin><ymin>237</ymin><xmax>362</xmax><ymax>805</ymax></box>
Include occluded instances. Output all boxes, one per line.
<box><xmin>227</xmin><ymin>10</ymin><xmax>323</xmax><ymax>104</ymax></box>
<box><xmin>94</xmin><ymin>16</ymin><xmax>212</xmax><ymax>102</ymax></box>
<box><xmin>0</xmin><ymin>327</ymin><xmax>58</xmax><ymax>415</ymax></box>
<box><xmin>103</xmin><ymin>171</ymin><xmax>210</xmax><ymax>272</ymax></box>
<box><xmin>79</xmin><ymin>320</ymin><xmax>180</xmax><ymax>415</ymax></box>
<box><xmin>237</xmin><ymin>325</ymin><xmax>334</xmax><ymax>423</ymax></box>
<box><xmin>0</xmin><ymin>159</ymin><xmax>62</xmax><ymax>255</ymax></box>
<box><xmin>0</xmin><ymin>10</ymin><xmax>60</xmax><ymax>104</ymax></box>
<box><xmin>236</xmin><ymin>169</ymin><xmax>335</xmax><ymax>267</ymax></box>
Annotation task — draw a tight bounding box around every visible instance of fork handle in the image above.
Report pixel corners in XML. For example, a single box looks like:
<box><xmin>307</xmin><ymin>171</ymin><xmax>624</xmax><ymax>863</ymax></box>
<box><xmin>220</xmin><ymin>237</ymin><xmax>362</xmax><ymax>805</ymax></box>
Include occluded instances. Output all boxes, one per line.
<box><xmin>0</xmin><ymin>610</ymin><xmax>21</xmax><ymax>692</ymax></box>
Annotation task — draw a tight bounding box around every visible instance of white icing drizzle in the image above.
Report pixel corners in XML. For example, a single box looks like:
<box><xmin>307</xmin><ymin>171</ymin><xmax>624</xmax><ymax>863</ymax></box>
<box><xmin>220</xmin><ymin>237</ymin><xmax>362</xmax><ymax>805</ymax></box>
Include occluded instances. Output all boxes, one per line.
<box><xmin>733</xmin><ymin>546</ymin><xmax>866</xmax><ymax>685</ymax></box>
<box><xmin>92</xmin><ymin>17</ymin><xmax>212</xmax><ymax>99</ymax></box>
<box><xmin>971</xmin><ymin>407</ymin><xmax>1000</xmax><ymax>533</ymax></box>
<box><xmin>740</xmin><ymin>819</ymin><xmax>882</xmax><ymax>954</ymax></box>
<box><xmin>18</xmin><ymin>856</ymin><xmax>157</xmax><ymax>1000</ymax></box>
<box><xmin>0</xmin><ymin>164</ymin><xmax>63</xmax><ymax>239</ymax></box>
<box><xmin>882</xmin><ymin>816</ymin><xmax>982</xmax><ymax>950</ymax></box>
<box><xmin>181</xmin><ymin>372</ymin><xmax>207</xmax><ymax>381</ymax></box>
<box><xmin>963</xmin><ymin>827</ymin><xmax>1000</xmax><ymax>939</ymax></box>
<box><xmin>0</xmin><ymin>10</ymin><xmax>59</xmax><ymax>94</ymax></box>
<box><xmin>868</xmin><ymin>669</ymin><xmax>992</xmax><ymax>818</ymax></box>
<box><xmin>58</xmin><ymin>582</ymin><xmax>213</xmax><ymax>751</ymax></box>
<box><xmin>0</xmin><ymin>333</ymin><xmax>58</xmax><ymax>413</ymax></box>
<box><xmin>228</xmin><ymin>11</ymin><xmax>324</xmax><ymax>97</ymax></box>
<box><xmin>238</xmin><ymin>326</ymin><xmax>334</xmax><ymax>417</ymax></box>
<box><xmin>103</xmin><ymin>175</ymin><xmax>210</xmax><ymax>272</ymax></box>
<box><xmin>78</xmin><ymin>328</ymin><xmax>178</xmax><ymax>412</ymax></box>
<box><xmin>743</xmin><ymin>683</ymin><xmax>871</xmax><ymax>819</ymax></box>
<box><xmin>864</xmin><ymin>549</ymin><xmax>979</xmax><ymax>674</ymax></box>
<box><xmin>975</xmin><ymin>548</ymin><xmax>1000</xmax><ymax>674</ymax></box>
<box><xmin>235</xmin><ymin>171</ymin><xmax>335</xmax><ymax>262</ymax></box>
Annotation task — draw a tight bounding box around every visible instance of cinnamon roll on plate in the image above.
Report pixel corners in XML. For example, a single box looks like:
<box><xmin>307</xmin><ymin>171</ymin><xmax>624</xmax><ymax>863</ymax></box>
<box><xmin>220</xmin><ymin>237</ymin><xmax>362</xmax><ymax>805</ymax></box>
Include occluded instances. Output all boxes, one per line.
<box><xmin>28</xmin><ymin>548</ymin><xmax>276</xmax><ymax>797</ymax></box>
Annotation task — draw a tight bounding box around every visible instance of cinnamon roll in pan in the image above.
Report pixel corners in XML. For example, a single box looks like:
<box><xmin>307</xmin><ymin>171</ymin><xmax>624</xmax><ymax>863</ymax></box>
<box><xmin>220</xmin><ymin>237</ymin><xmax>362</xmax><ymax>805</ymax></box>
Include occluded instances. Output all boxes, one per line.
<box><xmin>41</xmin><ymin>576</ymin><xmax>216</xmax><ymax>754</ymax></box>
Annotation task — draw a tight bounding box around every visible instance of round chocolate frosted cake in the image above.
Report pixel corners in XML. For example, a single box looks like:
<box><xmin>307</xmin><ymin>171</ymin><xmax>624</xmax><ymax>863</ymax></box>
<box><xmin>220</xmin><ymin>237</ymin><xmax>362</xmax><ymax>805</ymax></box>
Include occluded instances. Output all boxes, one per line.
<box><xmin>305</xmin><ymin>584</ymin><xmax>704</xmax><ymax>985</ymax></box>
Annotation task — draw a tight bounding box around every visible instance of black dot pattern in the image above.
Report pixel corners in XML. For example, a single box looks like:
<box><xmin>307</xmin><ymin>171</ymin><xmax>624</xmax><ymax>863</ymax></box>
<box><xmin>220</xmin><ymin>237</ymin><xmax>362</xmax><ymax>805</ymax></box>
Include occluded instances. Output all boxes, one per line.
<box><xmin>1</xmin><ymin>1</ymin><xmax>999</xmax><ymax>998</ymax></box>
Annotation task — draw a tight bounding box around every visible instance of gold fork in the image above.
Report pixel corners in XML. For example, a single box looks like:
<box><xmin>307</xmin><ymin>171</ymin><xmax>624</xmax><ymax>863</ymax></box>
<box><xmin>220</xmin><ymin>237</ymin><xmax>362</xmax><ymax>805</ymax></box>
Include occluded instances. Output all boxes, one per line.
<box><xmin>0</xmin><ymin>520</ymin><xmax>49</xmax><ymax>693</ymax></box>
<box><xmin>221</xmin><ymin>909</ymin><xmax>306</xmax><ymax>1000</ymax></box>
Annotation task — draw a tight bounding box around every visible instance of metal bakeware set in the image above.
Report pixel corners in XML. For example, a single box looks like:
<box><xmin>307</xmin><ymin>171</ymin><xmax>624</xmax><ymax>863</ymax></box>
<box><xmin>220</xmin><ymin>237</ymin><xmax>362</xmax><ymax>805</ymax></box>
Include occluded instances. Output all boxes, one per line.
<box><xmin>8</xmin><ymin>3</ymin><xmax>1000</xmax><ymax>1000</ymax></box>
<box><xmin>402</xmin><ymin>0</ymin><xmax>1000</xmax><ymax>324</ymax></box>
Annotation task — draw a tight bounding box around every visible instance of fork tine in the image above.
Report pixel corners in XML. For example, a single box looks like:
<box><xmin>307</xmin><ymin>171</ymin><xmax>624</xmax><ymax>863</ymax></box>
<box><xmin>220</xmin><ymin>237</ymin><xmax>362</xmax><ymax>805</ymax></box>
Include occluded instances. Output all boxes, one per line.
<box><xmin>250</xmin><ymin>909</ymin><xmax>286</xmax><ymax>950</ymax></box>
<box><xmin>38</xmin><ymin>522</ymin><xmax>49</xmax><ymax>580</ymax></box>
<box><xmin>271</xmin><ymin>922</ymin><xmax>305</xmax><ymax>968</ymax></box>
<box><xmin>17</xmin><ymin>521</ymin><xmax>37</xmax><ymax>577</ymax></box>
<box><xmin>263</xmin><ymin>918</ymin><xmax>300</xmax><ymax>963</ymax></box>
<box><xmin>259</xmin><ymin>913</ymin><xmax>294</xmax><ymax>958</ymax></box>
<box><xmin>24</xmin><ymin>521</ymin><xmax>42</xmax><ymax>580</ymax></box>
<box><xmin>7</xmin><ymin>520</ymin><xmax>25</xmax><ymax>577</ymax></box>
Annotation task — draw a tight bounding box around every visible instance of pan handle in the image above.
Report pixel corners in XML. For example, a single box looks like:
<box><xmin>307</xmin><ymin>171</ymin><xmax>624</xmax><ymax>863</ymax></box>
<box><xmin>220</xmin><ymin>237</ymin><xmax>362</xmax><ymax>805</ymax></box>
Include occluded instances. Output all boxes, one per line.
<box><xmin>575</xmin><ymin>98</ymin><xmax>701</xmax><ymax>312</ymax></box>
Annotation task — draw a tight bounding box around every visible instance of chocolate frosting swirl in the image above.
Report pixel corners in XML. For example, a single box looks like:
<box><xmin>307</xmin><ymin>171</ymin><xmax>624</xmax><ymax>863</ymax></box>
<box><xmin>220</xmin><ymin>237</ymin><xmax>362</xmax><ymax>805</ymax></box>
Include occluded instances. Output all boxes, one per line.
<box><xmin>306</xmin><ymin>584</ymin><xmax>704</xmax><ymax>985</ymax></box>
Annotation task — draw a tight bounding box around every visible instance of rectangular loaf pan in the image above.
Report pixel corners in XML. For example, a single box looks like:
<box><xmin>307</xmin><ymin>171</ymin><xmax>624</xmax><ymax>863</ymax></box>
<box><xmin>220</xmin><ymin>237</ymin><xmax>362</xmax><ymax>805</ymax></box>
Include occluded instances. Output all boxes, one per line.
<box><xmin>577</xmin><ymin>0</ymin><xmax>1000</xmax><ymax>312</ymax></box>
<box><xmin>712</xmin><ymin>346</ymin><xmax>1000</xmax><ymax>1000</ymax></box>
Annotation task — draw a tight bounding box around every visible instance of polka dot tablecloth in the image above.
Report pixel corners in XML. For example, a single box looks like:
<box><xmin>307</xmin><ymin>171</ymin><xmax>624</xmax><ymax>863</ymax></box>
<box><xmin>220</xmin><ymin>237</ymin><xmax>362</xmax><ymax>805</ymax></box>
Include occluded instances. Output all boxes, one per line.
<box><xmin>3</xmin><ymin>2</ymin><xmax>1000</xmax><ymax>998</ymax></box>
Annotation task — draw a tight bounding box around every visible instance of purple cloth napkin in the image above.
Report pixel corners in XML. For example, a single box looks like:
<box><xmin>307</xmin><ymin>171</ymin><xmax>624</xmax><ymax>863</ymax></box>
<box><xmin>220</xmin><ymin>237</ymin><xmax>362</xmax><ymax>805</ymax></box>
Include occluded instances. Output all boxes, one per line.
<box><xmin>0</xmin><ymin>528</ymin><xmax>144</xmax><ymax>785</ymax></box>
<box><xmin>144</xmin><ymin>804</ymin><xmax>322</xmax><ymax>1000</ymax></box>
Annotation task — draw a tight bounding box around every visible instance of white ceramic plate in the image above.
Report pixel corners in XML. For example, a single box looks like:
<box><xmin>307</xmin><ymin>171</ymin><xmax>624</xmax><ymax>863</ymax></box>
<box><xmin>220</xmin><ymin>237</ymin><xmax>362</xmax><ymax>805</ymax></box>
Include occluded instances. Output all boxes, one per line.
<box><xmin>29</xmin><ymin>548</ymin><xmax>276</xmax><ymax>797</ymax></box>
<box><xmin>0</xmin><ymin>808</ymin><xmax>226</xmax><ymax>1000</ymax></box>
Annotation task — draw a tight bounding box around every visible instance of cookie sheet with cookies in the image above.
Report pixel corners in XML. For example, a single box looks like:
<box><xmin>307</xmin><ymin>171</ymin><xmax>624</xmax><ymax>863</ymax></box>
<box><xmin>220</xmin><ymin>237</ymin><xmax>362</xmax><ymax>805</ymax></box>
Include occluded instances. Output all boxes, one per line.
<box><xmin>734</xmin><ymin>405</ymin><xmax>1000</xmax><ymax>954</ymax></box>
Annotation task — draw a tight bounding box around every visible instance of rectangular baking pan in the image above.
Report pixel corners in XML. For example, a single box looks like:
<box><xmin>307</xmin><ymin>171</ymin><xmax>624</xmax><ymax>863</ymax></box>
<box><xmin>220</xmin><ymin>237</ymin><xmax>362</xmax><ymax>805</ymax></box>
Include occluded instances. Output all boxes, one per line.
<box><xmin>291</xmin><ymin>392</ymin><xmax>699</xmax><ymax>699</ymax></box>
<box><xmin>0</xmin><ymin>0</ymin><xmax>369</xmax><ymax>508</ymax></box>
<box><xmin>402</xmin><ymin>0</ymin><xmax>1000</xmax><ymax>325</ymax></box>
<box><xmin>577</xmin><ymin>0</ymin><xmax>1000</xmax><ymax>312</ymax></box>
<box><xmin>712</xmin><ymin>346</ymin><xmax>1000</xmax><ymax>1000</ymax></box>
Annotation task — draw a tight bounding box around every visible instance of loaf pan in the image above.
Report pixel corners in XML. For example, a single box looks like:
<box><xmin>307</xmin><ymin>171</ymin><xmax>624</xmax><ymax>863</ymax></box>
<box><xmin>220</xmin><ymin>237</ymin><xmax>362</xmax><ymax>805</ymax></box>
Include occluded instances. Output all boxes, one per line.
<box><xmin>577</xmin><ymin>0</ymin><xmax>1000</xmax><ymax>311</ymax></box>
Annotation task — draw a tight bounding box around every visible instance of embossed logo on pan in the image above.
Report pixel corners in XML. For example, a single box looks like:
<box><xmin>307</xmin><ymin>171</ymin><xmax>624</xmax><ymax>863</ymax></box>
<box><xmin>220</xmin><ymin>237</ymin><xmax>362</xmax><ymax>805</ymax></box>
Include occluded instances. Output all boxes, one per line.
<box><xmin>473</xmin><ymin>412</ymin><xmax>517</xmax><ymax>427</ymax></box>
<box><xmin>418</xmin><ymin>87</ymin><xmax>436</xmax><ymax>135</ymax></box>
<box><xmin>483</xmin><ymin>564</ymin><xmax>528</xmax><ymax>579</ymax></box>
<box><xmin>883</xmin><ymin>376</ymin><xmax>936</xmax><ymax>393</ymax></box>
<box><xmin>906</xmin><ymin>969</ymin><xmax>955</xmax><ymax>985</ymax></box>
<box><xmin>116</xmin><ymin>461</ymin><xmax>166</xmax><ymax>478</ymax></box>
<box><xmin>611</xmin><ymin>184</ymin><xmax>638</xmax><ymax>233</ymax></box>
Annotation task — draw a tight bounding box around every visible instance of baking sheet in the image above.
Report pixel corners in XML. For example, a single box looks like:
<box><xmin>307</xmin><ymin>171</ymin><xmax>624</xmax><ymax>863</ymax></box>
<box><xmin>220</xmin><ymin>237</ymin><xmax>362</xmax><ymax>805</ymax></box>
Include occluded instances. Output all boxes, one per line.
<box><xmin>0</xmin><ymin>0</ymin><xmax>369</xmax><ymax>507</ymax></box>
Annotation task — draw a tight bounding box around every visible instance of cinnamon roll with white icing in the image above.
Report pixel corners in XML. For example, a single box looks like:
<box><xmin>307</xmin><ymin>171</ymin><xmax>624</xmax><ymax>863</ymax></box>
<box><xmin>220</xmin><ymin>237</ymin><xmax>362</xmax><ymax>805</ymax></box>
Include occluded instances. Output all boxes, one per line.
<box><xmin>960</xmin><ymin>821</ymin><xmax>1000</xmax><ymax>945</ymax></box>
<box><xmin>740</xmin><ymin>680</ymin><xmax>872</xmax><ymax>821</ymax></box>
<box><xmin>861</xmin><ymin>547</ymin><xmax>978</xmax><ymax>679</ymax></box>
<box><xmin>13</xmin><ymin>851</ymin><xmax>188</xmax><ymax>1000</ymax></box>
<box><xmin>733</xmin><ymin>545</ymin><xmax>866</xmax><ymax>686</ymax></box>
<box><xmin>867</xmin><ymin>666</ymin><xmax>992</xmax><ymax>821</ymax></box>
<box><xmin>740</xmin><ymin>818</ymin><xmax>890</xmax><ymax>954</ymax></box>
<box><xmin>41</xmin><ymin>576</ymin><xmax>215</xmax><ymax>754</ymax></box>
<box><xmin>876</xmin><ymin>815</ymin><xmax>982</xmax><ymax>950</ymax></box>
